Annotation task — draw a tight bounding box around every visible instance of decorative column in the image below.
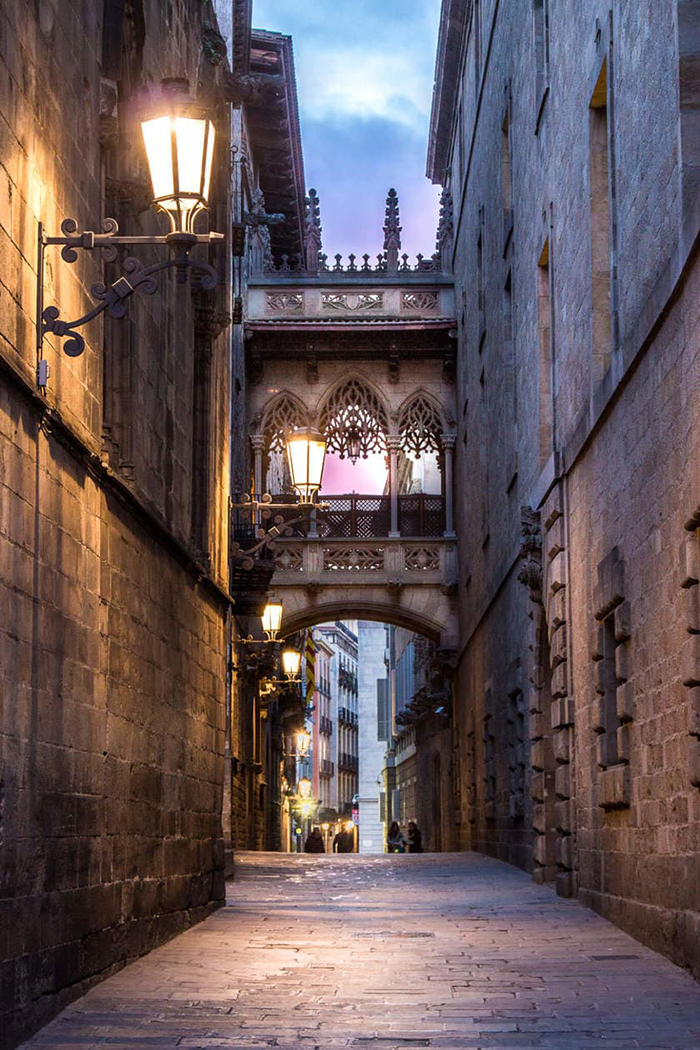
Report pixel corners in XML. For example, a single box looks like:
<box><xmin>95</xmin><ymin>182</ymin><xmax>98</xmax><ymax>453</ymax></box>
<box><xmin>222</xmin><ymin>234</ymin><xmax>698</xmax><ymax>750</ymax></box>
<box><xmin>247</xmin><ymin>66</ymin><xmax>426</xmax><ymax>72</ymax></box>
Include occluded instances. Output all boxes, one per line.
<box><xmin>251</xmin><ymin>432</ymin><xmax>265</xmax><ymax>530</ymax></box>
<box><xmin>442</xmin><ymin>432</ymin><xmax>456</xmax><ymax>538</ymax></box>
<box><xmin>251</xmin><ymin>432</ymin><xmax>265</xmax><ymax>498</ymax></box>
<box><xmin>388</xmin><ymin>434</ymin><xmax>401</xmax><ymax>538</ymax></box>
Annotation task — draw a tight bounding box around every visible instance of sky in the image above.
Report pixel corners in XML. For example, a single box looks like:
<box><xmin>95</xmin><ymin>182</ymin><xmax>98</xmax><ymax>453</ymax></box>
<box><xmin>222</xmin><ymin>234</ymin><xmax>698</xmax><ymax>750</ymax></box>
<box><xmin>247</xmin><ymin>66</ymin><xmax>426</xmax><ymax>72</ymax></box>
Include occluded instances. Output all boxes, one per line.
<box><xmin>252</xmin><ymin>0</ymin><xmax>443</xmax><ymax>261</ymax></box>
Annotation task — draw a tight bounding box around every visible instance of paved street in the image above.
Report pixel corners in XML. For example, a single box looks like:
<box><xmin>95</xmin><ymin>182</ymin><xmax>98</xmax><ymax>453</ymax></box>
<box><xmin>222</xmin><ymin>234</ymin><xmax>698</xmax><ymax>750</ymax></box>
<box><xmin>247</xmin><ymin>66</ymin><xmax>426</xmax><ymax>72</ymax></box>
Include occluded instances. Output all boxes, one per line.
<box><xmin>20</xmin><ymin>852</ymin><xmax>700</xmax><ymax>1049</ymax></box>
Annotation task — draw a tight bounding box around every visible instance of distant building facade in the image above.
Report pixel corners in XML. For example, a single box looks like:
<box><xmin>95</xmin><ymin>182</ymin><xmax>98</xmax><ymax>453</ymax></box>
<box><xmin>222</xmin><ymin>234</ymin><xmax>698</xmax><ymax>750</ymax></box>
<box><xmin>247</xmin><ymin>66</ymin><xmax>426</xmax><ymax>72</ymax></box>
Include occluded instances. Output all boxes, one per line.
<box><xmin>428</xmin><ymin>0</ymin><xmax>700</xmax><ymax>977</ymax></box>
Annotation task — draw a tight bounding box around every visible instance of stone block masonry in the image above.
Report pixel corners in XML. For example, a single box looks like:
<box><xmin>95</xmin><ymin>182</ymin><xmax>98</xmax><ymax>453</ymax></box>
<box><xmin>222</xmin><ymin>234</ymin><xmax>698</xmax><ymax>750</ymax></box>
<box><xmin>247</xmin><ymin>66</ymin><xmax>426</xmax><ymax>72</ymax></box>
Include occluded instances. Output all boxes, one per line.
<box><xmin>0</xmin><ymin>0</ymin><xmax>234</xmax><ymax>1046</ymax></box>
<box><xmin>431</xmin><ymin>0</ymin><xmax>700</xmax><ymax>978</ymax></box>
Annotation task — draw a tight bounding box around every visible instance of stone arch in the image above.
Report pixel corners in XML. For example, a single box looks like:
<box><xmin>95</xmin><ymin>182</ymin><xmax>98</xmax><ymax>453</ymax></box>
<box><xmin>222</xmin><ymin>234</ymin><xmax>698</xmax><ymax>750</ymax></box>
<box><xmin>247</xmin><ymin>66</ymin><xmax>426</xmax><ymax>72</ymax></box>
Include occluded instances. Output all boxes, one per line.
<box><xmin>397</xmin><ymin>390</ymin><xmax>445</xmax><ymax>459</ymax></box>
<box><xmin>318</xmin><ymin>374</ymin><xmax>390</xmax><ymax>460</ymax></box>
<box><xmin>259</xmin><ymin>392</ymin><xmax>309</xmax><ymax>452</ymax></box>
<box><xmin>280</xmin><ymin>600</ymin><xmax>444</xmax><ymax>643</ymax></box>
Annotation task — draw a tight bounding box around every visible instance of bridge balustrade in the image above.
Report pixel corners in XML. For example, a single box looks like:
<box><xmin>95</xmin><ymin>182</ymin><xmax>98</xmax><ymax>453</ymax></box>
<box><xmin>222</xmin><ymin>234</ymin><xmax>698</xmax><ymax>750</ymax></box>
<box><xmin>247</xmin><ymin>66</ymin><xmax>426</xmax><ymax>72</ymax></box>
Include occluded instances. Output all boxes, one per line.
<box><xmin>262</xmin><ymin>494</ymin><xmax>445</xmax><ymax>539</ymax></box>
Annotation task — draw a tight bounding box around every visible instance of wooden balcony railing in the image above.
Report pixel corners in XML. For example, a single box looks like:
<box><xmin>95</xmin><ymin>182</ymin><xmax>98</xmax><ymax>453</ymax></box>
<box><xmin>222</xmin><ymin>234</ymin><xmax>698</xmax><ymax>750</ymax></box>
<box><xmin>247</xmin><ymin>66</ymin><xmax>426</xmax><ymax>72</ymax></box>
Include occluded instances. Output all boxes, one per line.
<box><xmin>266</xmin><ymin>494</ymin><xmax>445</xmax><ymax>539</ymax></box>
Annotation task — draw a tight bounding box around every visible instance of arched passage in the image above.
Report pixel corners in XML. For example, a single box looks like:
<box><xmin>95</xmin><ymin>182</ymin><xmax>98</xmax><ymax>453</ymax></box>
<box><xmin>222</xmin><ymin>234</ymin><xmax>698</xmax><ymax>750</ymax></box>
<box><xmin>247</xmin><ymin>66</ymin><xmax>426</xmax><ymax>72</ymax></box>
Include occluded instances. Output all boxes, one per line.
<box><xmin>281</xmin><ymin>600</ymin><xmax>444</xmax><ymax>643</ymax></box>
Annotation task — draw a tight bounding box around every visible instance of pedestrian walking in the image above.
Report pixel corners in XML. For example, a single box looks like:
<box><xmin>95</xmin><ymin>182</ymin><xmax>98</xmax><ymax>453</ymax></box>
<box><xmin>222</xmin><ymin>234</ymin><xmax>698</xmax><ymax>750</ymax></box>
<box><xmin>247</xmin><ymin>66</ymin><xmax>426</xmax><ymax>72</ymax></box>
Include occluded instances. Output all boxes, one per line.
<box><xmin>407</xmin><ymin>821</ymin><xmax>424</xmax><ymax>853</ymax></box>
<box><xmin>304</xmin><ymin>827</ymin><xmax>325</xmax><ymax>853</ymax></box>
<box><xmin>332</xmin><ymin>827</ymin><xmax>348</xmax><ymax>853</ymax></box>
<box><xmin>386</xmin><ymin>821</ymin><xmax>406</xmax><ymax>853</ymax></box>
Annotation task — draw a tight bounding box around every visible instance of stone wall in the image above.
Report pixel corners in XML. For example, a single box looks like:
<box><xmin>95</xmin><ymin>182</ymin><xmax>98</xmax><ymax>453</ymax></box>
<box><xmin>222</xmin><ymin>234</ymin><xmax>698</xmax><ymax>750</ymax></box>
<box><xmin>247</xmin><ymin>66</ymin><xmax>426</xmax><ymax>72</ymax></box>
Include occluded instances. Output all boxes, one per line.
<box><xmin>0</xmin><ymin>1</ymin><xmax>233</xmax><ymax>1044</ymax></box>
<box><xmin>436</xmin><ymin>0</ymin><xmax>700</xmax><ymax>975</ymax></box>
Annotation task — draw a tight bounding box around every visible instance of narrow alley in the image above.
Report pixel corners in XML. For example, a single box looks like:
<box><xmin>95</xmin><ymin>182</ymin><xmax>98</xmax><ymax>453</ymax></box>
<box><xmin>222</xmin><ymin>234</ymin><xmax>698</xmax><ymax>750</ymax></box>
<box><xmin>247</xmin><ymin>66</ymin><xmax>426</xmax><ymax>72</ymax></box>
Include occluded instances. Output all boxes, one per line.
<box><xmin>21</xmin><ymin>853</ymin><xmax>700</xmax><ymax>1049</ymax></box>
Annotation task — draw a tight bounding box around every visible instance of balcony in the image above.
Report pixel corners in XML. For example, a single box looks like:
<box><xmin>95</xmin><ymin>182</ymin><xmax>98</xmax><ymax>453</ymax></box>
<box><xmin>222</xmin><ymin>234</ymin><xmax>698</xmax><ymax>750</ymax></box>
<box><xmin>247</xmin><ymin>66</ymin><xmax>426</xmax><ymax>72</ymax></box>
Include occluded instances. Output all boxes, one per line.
<box><xmin>339</xmin><ymin>752</ymin><xmax>359</xmax><ymax>772</ymax></box>
<box><xmin>338</xmin><ymin>706</ymin><xmax>358</xmax><ymax>727</ymax></box>
<box><xmin>270</xmin><ymin>493</ymin><xmax>445</xmax><ymax>539</ymax></box>
<box><xmin>319</xmin><ymin>715</ymin><xmax>333</xmax><ymax>736</ymax></box>
<box><xmin>319</xmin><ymin>759</ymin><xmax>334</xmax><ymax>778</ymax></box>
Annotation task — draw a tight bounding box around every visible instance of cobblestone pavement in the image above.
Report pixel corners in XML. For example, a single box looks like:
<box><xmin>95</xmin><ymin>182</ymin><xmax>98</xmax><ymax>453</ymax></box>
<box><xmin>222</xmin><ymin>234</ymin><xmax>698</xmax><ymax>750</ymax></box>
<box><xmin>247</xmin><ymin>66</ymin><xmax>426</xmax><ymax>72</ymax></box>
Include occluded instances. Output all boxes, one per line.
<box><xmin>20</xmin><ymin>852</ymin><xmax>700</xmax><ymax>1049</ymax></box>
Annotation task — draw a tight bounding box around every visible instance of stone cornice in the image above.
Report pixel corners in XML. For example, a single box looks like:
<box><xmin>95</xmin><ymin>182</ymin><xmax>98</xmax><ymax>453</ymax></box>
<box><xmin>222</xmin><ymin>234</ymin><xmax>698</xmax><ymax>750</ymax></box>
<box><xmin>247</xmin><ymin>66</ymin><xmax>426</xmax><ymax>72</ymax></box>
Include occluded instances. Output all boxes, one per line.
<box><xmin>427</xmin><ymin>0</ymin><xmax>470</xmax><ymax>184</ymax></box>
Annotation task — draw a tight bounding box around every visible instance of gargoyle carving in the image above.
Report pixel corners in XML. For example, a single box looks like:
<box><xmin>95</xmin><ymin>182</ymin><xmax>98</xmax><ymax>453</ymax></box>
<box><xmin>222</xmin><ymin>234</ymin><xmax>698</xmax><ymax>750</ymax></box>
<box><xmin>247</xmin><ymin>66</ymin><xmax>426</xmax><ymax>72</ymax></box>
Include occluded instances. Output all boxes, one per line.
<box><xmin>224</xmin><ymin>71</ymin><xmax>284</xmax><ymax>105</ymax></box>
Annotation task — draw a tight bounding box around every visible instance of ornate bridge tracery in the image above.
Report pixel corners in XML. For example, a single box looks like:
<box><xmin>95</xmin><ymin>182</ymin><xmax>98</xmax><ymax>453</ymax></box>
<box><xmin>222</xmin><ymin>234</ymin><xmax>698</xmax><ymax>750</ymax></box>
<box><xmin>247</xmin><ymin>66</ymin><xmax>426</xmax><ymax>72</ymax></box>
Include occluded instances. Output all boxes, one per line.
<box><xmin>240</xmin><ymin>187</ymin><xmax>458</xmax><ymax>649</ymax></box>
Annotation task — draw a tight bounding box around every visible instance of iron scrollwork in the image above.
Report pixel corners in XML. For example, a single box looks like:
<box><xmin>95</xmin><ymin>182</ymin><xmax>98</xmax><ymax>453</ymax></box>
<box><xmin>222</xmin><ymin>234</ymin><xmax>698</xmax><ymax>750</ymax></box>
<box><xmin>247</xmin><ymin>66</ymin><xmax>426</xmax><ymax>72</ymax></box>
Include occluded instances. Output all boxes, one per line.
<box><xmin>39</xmin><ymin>216</ymin><xmax>223</xmax><ymax>358</ymax></box>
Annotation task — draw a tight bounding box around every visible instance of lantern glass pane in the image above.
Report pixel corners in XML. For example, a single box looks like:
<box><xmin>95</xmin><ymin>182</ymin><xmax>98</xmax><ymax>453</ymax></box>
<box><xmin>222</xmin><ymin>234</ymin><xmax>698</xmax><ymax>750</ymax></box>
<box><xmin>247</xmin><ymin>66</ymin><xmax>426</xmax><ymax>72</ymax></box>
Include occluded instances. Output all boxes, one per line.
<box><xmin>202</xmin><ymin>121</ymin><xmax>215</xmax><ymax>200</ymax></box>
<box><xmin>174</xmin><ymin>116</ymin><xmax>207</xmax><ymax>197</ymax></box>
<box><xmin>142</xmin><ymin>116</ymin><xmax>174</xmax><ymax>199</ymax></box>
<box><xmin>282</xmin><ymin>649</ymin><xmax>301</xmax><ymax>676</ymax></box>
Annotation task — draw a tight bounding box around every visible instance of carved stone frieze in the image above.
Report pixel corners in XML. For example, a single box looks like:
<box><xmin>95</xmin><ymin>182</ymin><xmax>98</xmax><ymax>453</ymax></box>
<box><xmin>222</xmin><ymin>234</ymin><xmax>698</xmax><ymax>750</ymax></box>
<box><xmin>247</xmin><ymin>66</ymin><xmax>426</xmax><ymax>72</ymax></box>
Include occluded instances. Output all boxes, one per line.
<box><xmin>401</xmin><ymin>290</ymin><xmax>439</xmax><ymax>313</ymax></box>
<box><xmin>266</xmin><ymin>292</ymin><xmax>303</xmax><ymax>314</ymax></box>
<box><xmin>321</xmin><ymin>292</ymin><xmax>384</xmax><ymax>313</ymax></box>
<box><xmin>323</xmin><ymin>547</ymin><xmax>385</xmax><ymax>572</ymax></box>
<box><xmin>404</xmin><ymin>546</ymin><xmax>441</xmax><ymax>571</ymax></box>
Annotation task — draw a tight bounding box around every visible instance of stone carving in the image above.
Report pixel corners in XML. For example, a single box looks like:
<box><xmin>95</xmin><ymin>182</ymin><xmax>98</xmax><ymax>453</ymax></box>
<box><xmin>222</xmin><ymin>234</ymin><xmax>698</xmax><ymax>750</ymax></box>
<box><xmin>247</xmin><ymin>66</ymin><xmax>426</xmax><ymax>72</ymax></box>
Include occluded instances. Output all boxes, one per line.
<box><xmin>304</xmin><ymin>188</ymin><xmax>322</xmax><ymax>272</ymax></box>
<box><xmin>320</xmin><ymin>377</ymin><xmax>388</xmax><ymax>461</ymax></box>
<box><xmin>224</xmin><ymin>70</ymin><xmax>284</xmax><ymax>105</ymax></box>
<box><xmin>323</xmin><ymin>547</ymin><xmax>385</xmax><ymax>572</ymax></box>
<box><xmin>247</xmin><ymin>189</ymin><xmax>276</xmax><ymax>274</ymax></box>
<box><xmin>383</xmin><ymin>188</ymin><xmax>402</xmax><ymax>271</ymax></box>
<box><xmin>266</xmin><ymin>292</ymin><xmax>303</xmax><ymax>314</ymax></box>
<box><xmin>398</xmin><ymin>394</ymin><xmax>444</xmax><ymax>458</ymax></box>
<box><xmin>261</xmin><ymin>393</ymin><xmax>307</xmax><ymax>452</ymax></box>
<box><xmin>401</xmin><ymin>291</ymin><xmax>439</xmax><ymax>313</ymax></box>
<box><xmin>404</xmin><ymin>546</ymin><xmax>441</xmax><ymax>572</ymax></box>
<box><xmin>275</xmin><ymin>545</ymin><xmax>304</xmax><ymax>572</ymax></box>
<box><xmin>435</xmin><ymin>187</ymin><xmax>454</xmax><ymax>272</ymax></box>
<box><xmin>321</xmin><ymin>292</ymin><xmax>383</xmax><ymax>313</ymax></box>
<box><xmin>517</xmin><ymin>506</ymin><xmax>543</xmax><ymax>604</ymax></box>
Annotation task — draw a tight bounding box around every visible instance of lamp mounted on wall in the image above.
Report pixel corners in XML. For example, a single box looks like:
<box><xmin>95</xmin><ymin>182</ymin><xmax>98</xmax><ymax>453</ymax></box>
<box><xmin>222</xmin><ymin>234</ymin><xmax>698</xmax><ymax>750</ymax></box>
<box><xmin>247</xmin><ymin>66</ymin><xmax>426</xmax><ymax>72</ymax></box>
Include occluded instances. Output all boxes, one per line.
<box><xmin>241</xmin><ymin>597</ymin><xmax>286</xmax><ymax>647</ymax></box>
<box><xmin>231</xmin><ymin>428</ymin><xmax>329</xmax><ymax>566</ymax></box>
<box><xmin>36</xmin><ymin>79</ymin><xmax>225</xmax><ymax>373</ymax></box>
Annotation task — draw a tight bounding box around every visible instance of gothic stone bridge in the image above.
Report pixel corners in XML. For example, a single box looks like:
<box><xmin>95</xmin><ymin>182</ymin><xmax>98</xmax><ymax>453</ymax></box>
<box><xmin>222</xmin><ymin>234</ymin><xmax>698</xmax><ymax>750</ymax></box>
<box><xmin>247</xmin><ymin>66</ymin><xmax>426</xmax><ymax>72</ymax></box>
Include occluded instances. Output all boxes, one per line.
<box><xmin>241</xmin><ymin>217</ymin><xmax>459</xmax><ymax>649</ymax></box>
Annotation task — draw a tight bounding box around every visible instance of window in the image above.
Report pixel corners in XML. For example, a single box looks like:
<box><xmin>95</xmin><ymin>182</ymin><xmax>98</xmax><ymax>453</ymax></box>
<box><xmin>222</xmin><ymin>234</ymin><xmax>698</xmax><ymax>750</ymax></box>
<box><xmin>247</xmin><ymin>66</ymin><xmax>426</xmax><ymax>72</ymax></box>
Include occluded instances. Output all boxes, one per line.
<box><xmin>502</xmin><ymin>107</ymin><xmax>513</xmax><ymax>244</ymax></box>
<box><xmin>594</xmin><ymin>616</ymin><xmax>620</xmax><ymax>769</ymax></box>
<box><xmin>588</xmin><ymin>57</ymin><xmax>618</xmax><ymax>383</ymax></box>
<box><xmin>534</xmin><ymin>0</ymin><xmax>550</xmax><ymax>102</ymax></box>
<box><xmin>537</xmin><ymin>238</ymin><xmax>554</xmax><ymax>466</ymax></box>
<box><xmin>377</xmin><ymin>678</ymin><xmax>390</xmax><ymax>741</ymax></box>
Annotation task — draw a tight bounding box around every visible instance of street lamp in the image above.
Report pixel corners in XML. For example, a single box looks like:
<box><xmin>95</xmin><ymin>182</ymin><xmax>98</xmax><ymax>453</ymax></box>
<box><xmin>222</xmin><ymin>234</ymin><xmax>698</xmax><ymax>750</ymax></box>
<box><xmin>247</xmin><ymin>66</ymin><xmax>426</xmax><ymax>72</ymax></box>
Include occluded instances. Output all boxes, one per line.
<box><xmin>286</xmin><ymin>427</ymin><xmax>327</xmax><ymax>504</ymax></box>
<box><xmin>231</xmin><ymin>431</ymin><xmax>330</xmax><ymax>569</ymax></box>
<box><xmin>296</xmin><ymin>729</ymin><xmax>311</xmax><ymax>757</ymax></box>
<box><xmin>298</xmin><ymin>777</ymin><xmax>312</xmax><ymax>799</ymax></box>
<box><xmin>261</xmin><ymin>597</ymin><xmax>284</xmax><ymax>642</ymax></box>
<box><xmin>141</xmin><ymin>93</ymin><xmax>216</xmax><ymax>235</ymax></box>
<box><xmin>38</xmin><ymin>78</ymin><xmax>224</xmax><ymax>368</ymax></box>
<box><xmin>282</xmin><ymin>648</ymin><xmax>302</xmax><ymax>680</ymax></box>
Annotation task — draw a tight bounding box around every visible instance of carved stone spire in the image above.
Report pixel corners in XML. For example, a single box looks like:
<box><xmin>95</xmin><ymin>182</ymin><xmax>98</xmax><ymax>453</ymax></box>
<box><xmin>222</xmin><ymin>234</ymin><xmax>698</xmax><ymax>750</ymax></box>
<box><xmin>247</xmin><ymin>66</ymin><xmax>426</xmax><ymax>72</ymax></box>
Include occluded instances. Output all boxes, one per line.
<box><xmin>435</xmin><ymin>187</ymin><xmax>454</xmax><ymax>274</ymax></box>
<box><xmin>383</xmin><ymin>188</ymin><xmax>402</xmax><ymax>272</ymax></box>
<box><xmin>304</xmin><ymin>188</ymin><xmax>322</xmax><ymax>273</ymax></box>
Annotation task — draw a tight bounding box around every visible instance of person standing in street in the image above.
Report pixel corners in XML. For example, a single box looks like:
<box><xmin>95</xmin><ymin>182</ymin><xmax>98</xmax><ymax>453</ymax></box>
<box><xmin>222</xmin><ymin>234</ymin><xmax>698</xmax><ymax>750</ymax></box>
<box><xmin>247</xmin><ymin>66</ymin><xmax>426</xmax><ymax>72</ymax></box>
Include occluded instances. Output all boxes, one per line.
<box><xmin>386</xmin><ymin>821</ymin><xmax>406</xmax><ymax>853</ymax></box>
<box><xmin>304</xmin><ymin>827</ymin><xmax>325</xmax><ymax>853</ymax></box>
<box><xmin>407</xmin><ymin>821</ymin><xmax>424</xmax><ymax>853</ymax></box>
<box><xmin>332</xmin><ymin>827</ymin><xmax>348</xmax><ymax>853</ymax></box>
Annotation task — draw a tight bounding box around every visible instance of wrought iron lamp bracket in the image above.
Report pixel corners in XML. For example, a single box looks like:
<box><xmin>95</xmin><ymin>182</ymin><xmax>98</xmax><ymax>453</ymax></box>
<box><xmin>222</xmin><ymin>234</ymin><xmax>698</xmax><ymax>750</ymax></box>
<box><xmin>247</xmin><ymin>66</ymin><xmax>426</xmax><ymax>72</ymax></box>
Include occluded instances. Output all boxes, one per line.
<box><xmin>37</xmin><ymin>217</ymin><xmax>225</xmax><ymax>359</ymax></box>
<box><xmin>230</xmin><ymin>496</ymin><xmax>329</xmax><ymax>569</ymax></box>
